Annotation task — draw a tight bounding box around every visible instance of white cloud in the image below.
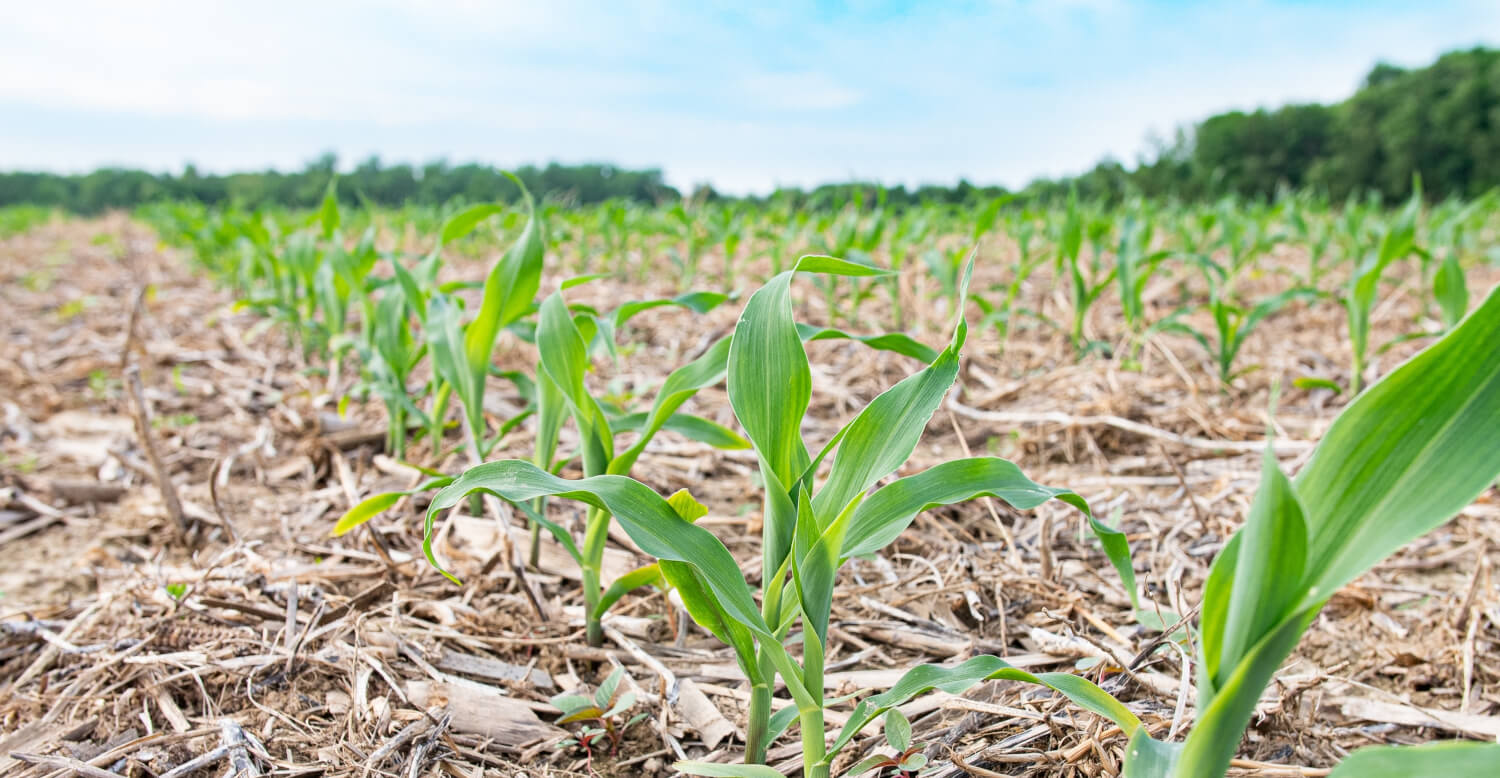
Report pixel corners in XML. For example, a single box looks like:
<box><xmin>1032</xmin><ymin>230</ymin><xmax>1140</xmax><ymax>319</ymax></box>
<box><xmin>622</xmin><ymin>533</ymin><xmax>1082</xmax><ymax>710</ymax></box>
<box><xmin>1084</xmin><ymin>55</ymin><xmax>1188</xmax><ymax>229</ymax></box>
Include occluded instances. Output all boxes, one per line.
<box><xmin>738</xmin><ymin>72</ymin><xmax>863</xmax><ymax>111</ymax></box>
<box><xmin>1</xmin><ymin>0</ymin><xmax>1497</xmax><ymax>193</ymax></box>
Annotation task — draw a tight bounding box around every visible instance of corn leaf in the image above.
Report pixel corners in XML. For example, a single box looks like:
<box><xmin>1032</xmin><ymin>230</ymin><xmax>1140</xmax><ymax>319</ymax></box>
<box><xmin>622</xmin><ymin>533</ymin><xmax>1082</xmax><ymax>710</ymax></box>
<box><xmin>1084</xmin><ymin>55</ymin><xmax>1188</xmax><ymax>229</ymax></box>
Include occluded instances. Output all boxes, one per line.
<box><xmin>794</xmin><ymin>324</ymin><xmax>938</xmax><ymax>363</ymax></box>
<box><xmin>839</xmin><ymin>457</ymin><xmax>1117</xmax><ymax>576</ymax></box>
<box><xmin>316</xmin><ymin>178</ymin><xmax>339</xmax><ymax>239</ymax></box>
<box><xmin>425</xmin><ymin>294</ymin><xmax>472</xmax><ymax>421</ymax></box>
<box><xmin>593</xmin><ymin>563</ymin><xmax>662</xmax><ymax>620</ymax></box>
<box><xmin>1433</xmin><ymin>253</ymin><xmax>1468</xmax><ymax>329</ymax></box>
<box><xmin>660</xmin><ymin>558</ymin><xmax>761</xmax><ymax>681</ymax></box>
<box><xmin>331</xmin><ymin>477</ymin><xmax>454</xmax><ymax>536</ymax></box>
<box><xmin>612</xmin><ymin>335</ymin><xmax>734</xmax><ymax>473</ymax></box>
<box><xmin>728</xmin><ymin>269</ymin><xmax>811</xmax><ymax>491</ymax></box>
<box><xmin>423</xmin><ymin>461</ymin><xmax>771</xmax><ymax>636</ymax></box>
<box><xmin>1123</xmin><ymin>729</ymin><xmax>1183</xmax><ymax>778</ymax></box>
<box><xmin>810</xmin><ymin>264</ymin><xmax>969</xmax><ymax>522</ymax></box>
<box><xmin>1163</xmin><ymin>282</ymin><xmax>1500</xmax><ymax>778</ymax></box>
<box><xmin>1297</xmin><ymin>282</ymin><xmax>1500</xmax><ymax>603</ymax></box>
<box><xmin>536</xmin><ymin>291</ymin><xmax>613</xmax><ymax>474</ymax></box>
<box><xmin>829</xmin><ymin>655</ymin><xmax>1140</xmax><ymax>759</ymax></box>
<box><xmin>728</xmin><ymin>270</ymin><xmax>812</xmax><ymax>580</ymax></box>
<box><xmin>1210</xmin><ymin>447</ymin><xmax>1306</xmax><ymax>691</ymax></box>
<box><xmin>461</xmin><ymin>173</ymin><xmax>544</xmax><ymax>417</ymax></box>
<box><xmin>1327</xmin><ymin>741</ymin><xmax>1500</xmax><ymax>777</ymax></box>
<box><xmin>439</xmin><ymin>203</ymin><xmax>505</xmax><ymax>246</ymax></box>
<box><xmin>612</xmin><ymin>290</ymin><xmax>731</xmax><ymax>330</ymax></box>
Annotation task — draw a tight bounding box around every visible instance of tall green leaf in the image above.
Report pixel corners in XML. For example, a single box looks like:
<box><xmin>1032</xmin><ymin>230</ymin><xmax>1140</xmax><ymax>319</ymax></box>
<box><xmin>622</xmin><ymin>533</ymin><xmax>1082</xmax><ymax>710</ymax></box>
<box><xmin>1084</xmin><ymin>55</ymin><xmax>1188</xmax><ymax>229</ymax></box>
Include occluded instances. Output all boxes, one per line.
<box><xmin>1210</xmin><ymin>447</ymin><xmax>1306</xmax><ymax>691</ymax></box>
<box><xmin>440</xmin><ymin>203</ymin><xmax>505</xmax><ymax>246</ymax></box>
<box><xmin>1158</xmin><ymin>283</ymin><xmax>1500</xmax><ymax>778</ymax></box>
<box><xmin>1297</xmin><ymin>282</ymin><xmax>1500</xmax><ymax>603</ymax></box>
<box><xmin>810</xmin><ymin>265</ymin><xmax>969</xmax><ymax>522</ymax></box>
<box><xmin>461</xmin><ymin>173</ymin><xmax>545</xmax><ymax>423</ymax></box>
<box><xmin>1327</xmin><ymin>741</ymin><xmax>1500</xmax><ymax>777</ymax></box>
<box><xmin>838</xmin><ymin>457</ymin><xmax>1132</xmax><ymax>600</ymax></box>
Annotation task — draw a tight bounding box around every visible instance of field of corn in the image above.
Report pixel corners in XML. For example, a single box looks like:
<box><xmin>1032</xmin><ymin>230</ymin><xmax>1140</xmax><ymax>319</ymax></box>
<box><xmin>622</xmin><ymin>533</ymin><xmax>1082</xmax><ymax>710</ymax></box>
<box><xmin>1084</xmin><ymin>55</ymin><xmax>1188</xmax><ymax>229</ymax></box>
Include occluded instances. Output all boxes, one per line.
<box><xmin>1</xmin><ymin>184</ymin><xmax>1498</xmax><ymax>778</ymax></box>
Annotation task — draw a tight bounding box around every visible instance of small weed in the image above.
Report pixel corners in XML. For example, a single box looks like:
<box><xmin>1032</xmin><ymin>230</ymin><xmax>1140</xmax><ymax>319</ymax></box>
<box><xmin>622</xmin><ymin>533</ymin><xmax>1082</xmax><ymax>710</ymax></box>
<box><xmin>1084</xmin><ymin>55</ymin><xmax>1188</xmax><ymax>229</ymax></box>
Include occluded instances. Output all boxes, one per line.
<box><xmin>88</xmin><ymin>369</ymin><xmax>119</xmax><ymax>400</ymax></box>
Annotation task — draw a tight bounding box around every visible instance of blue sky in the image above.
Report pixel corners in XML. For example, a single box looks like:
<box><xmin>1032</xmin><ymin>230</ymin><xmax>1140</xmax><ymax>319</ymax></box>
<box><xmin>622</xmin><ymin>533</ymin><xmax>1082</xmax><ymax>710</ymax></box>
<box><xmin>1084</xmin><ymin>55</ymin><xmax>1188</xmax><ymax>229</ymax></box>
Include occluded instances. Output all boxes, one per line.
<box><xmin>2</xmin><ymin>0</ymin><xmax>1496</xmax><ymax>193</ymax></box>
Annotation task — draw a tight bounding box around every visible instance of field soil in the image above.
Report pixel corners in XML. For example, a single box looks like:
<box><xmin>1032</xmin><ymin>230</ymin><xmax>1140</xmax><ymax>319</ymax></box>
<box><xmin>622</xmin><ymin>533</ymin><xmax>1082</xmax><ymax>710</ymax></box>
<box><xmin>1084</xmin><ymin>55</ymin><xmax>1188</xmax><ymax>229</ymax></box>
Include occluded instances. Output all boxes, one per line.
<box><xmin>2</xmin><ymin>217</ymin><xmax>1498</xmax><ymax>777</ymax></box>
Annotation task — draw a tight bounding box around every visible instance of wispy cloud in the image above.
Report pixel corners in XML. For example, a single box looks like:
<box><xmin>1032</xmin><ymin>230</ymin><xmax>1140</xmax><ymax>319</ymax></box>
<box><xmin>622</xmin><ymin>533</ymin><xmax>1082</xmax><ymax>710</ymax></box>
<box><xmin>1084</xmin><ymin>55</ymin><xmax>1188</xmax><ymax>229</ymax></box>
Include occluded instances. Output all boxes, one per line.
<box><xmin>738</xmin><ymin>72</ymin><xmax>864</xmax><ymax>111</ymax></box>
<box><xmin>2</xmin><ymin>0</ymin><xmax>1496</xmax><ymax>192</ymax></box>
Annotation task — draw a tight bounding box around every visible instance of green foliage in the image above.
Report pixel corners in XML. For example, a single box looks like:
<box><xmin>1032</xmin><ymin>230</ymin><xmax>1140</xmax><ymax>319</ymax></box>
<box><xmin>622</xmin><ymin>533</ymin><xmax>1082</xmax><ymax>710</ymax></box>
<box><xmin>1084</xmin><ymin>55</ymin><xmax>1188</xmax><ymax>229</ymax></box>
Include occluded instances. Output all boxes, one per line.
<box><xmin>1326</xmin><ymin>741</ymin><xmax>1500</xmax><ymax>777</ymax></box>
<box><xmin>138</xmin><ymin>156</ymin><xmax>1500</xmax><ymax>778</ymax></box>
<box><xmin>1344</xmin><ymin>181</ymin><xmax>1421</xmax><ymax>392</ymax></box>
<box><xmin>550</xmin><ymin>665</ymin><xmax>647</xmax><ymax>754</ymax></box>
<box><xmin>1156</xmin><ymin>284</ymin><xmax>1319</xmax><ymax>385</ymax></box>
<box><xmin>1029</xmin><ymin>47</ymin><xmax>1500</xmax><ymax>203</ymax></box>
<box><xmin>1118</xmin><ymin>283</ymin><xmax>1500</xmax><ymax>777</ymax></box>
<box><xmin>421</xmin><ymin>259</ymin><xmax>1136</xmax><ymax>778</ymax></box>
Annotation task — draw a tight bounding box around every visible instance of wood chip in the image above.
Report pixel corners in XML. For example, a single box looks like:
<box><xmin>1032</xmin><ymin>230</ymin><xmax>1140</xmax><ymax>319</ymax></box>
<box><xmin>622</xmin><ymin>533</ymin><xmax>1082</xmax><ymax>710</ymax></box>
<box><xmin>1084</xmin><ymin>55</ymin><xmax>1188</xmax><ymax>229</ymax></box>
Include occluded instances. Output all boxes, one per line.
<box><xmin>405</xmin><ymin>680</ymin><xmax>566</xmax><ymax>746</ymax></box>
<box><xmin>673</xmin><ymin>679</ymin><xmax>735</xmax><ymax>750</ymax></box>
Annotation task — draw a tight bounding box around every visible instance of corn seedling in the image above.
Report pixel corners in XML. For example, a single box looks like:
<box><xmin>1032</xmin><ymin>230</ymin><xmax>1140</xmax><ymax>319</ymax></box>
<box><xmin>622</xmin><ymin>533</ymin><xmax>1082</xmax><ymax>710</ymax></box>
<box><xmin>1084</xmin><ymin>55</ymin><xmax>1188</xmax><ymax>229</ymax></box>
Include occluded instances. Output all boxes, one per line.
<box><xmin>1113</xmin><ymin>207</ymin><xmax>1173</xmax><ymax>360</ymax></box>
<box><xmin>520</xmin><ymin>286</ymin><xmax>747</xmax><ymax>646</ymax></box>
<box><xmin>1285</xmin><ymin>193</ymin><xmax>1336</xmax><ymax>287</ymax></box>
<box><xmin>1343</xmin><ymin>181</ymin><xmax>1420</xmax><ymax>392</ymax></box>
<box><xmin>417</xmin><ymin>257</ymin><xmax>1136</xmax><ymax>776</ymax></box>
<box><xmin>880</xmin><ymin>208</ymin><xmax>933</xmax><ymax>329</ymax></box>
<box><xmin>0</xmin><ymin>204</ymin><xmax>56</xmax><ymax>237</ymax></box>
<box><xmin>1049</xmin><ymin>193</ymin><xmax>1117</xmax><ymax>355</ymax></box>
<box><xmin>1154</xmin><ymin>272</ymin><xmax>1319</xmax><ymax>386</ymax></box>
<box><xmin>955</xmin><ymin>283</ymin><xmax>1500</xmax><ymax>777</ymax></box>
<box><xmin>421</xmin><ymin>175</ymin><xmax>544</xmax><ymax>466</ymax></box>
<box><xmin>973</xmin><ymin>209</ymin><xmax>1050</xmax><ymax>353</ymax></box>
<box><xmin>1423</xmin><ymin>194</ymin><xmax>1493</xmax><ymax>331</ymax></box>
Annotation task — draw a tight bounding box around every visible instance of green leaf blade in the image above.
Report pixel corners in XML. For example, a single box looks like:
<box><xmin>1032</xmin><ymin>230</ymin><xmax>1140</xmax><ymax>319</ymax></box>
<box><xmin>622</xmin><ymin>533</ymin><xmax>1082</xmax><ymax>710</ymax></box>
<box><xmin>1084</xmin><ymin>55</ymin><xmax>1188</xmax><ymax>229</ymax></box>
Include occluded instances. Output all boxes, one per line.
<box><xmin>1298</xmin><ymin>283</ymin><xmax>1500</xmax><ymax>602</ymax></box>
<box><xmin>1327</xmin><ymin>741</ymin><xmax>1500</xmax><ymax>778</ymax></box>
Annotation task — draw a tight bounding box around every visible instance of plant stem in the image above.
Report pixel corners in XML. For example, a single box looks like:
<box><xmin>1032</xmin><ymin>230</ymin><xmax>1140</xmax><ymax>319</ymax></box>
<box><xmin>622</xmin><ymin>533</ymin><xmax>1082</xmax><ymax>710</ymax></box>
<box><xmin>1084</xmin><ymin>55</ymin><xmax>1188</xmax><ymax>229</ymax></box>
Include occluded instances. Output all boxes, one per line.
<box><xmin>582</xmin><ymin>568</ymin><xmax>603</xmax><ymax>647</ymax></box>
<box><xmin>799</xmin><ymin>707</ymin><xmax>829</xmax><ymax>778</ymax></box>
<box><xmin>528</xmin><ymin>513</ymin><xmax>542</xmax><ymax>567</ymax></box>
<box><xmin>745</xmin><ymin>684</ymin><xmax>771</xmax><ymax>764</ymax></box>
<box><xmin>581</xmin><ymin>505</ymin><xmax>610</xmax><ymax>647</ymax></box>
<box><xmin>463</xmin><ymin>416</ymin><xmax>486</xmax><ymax>517</ymax></box>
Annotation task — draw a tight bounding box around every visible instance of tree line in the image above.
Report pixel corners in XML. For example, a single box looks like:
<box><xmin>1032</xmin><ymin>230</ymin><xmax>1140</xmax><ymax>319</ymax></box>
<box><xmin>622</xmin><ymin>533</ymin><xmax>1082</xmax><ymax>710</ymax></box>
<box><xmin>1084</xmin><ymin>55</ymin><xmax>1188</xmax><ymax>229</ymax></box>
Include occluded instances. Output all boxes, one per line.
<box><xmin>3</xmin><ymin>46</ymin><xmax>1496</xmax><ymax>213</ymax></box>
<box><xmin>1030</xmin><ymin>46</ymin><xmax>1500</xmax><ymax>204</ymax></box>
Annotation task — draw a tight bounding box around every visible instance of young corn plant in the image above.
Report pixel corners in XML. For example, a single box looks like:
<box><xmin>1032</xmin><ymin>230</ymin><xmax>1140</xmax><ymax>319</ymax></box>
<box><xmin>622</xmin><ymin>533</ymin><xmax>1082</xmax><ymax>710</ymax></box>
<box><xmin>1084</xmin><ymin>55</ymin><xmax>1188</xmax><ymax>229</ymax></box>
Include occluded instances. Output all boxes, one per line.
<box><xmin>1153</xmin><ymin>270</ymin><xmax>1319</xmax><ymax>387</ymax></box>
<box><xmin>880</xmin><ymin>207</ymin><xmax>933</xmax><ymax>329</ymax></box>
<box><xmin>1135</xmin><ymin>281</ymin><xmax>1500</xmax><ymax>776</ymax></box>
<box><xmin>517</xmin><ymin>288</ymin><xmax>748</xmax><ymax>646</ymax></box>
<box><xmin>1285</xmin><ymin>193</ymin><xmax>1336</xmax><ymax>288</ymax></box>
<box><xmin>814</xmin><ymin>201</ymin><xmax>882</xmax><ymax>325</ymax></box>
<box><xmin>1057</xmin><ymin>194</ymin><xmax>1117</xmax><ymax>356</ymax></box>
<box><xmin>336</xmin><ymin>272</ymin><xmax>923</xmax><ymax>645</ymax></box>
<box><xmin>933</xmin><ymin>283</ymin><xmax>1500</xmax><ymax>778</ymax></box>
<box><xmin>974</xmin><ymin>212</ymin><xmax>1057</xmax><ymax>358</ymax></box>
<box><xmin>351</xmin><ymin>278</ymin><xmax>426</xmax><ymax>459</ymax></box>
<box><xmin>1113</xmin><ymin>207</ymin><xmax>1173</xmax><ymax>361</ymax></box>
<box><xmin>418</xmin><ymin>257</ymin><xmax>1136</xmax><ymax>776</ymax></box>
<box><xmin>422</xmin><ymin>175</ymin><xmax>545</xmax><ymax>464</ymax></box>
<box><xmin>1423</xmin><ymin>193</ymin><xmax>1493</xmax><ymax>331</ymax></box>
<box><xmin>1344</xmin><ymin>182</ymin><xmax>1420</xmax><ymax>393</ymax></box>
